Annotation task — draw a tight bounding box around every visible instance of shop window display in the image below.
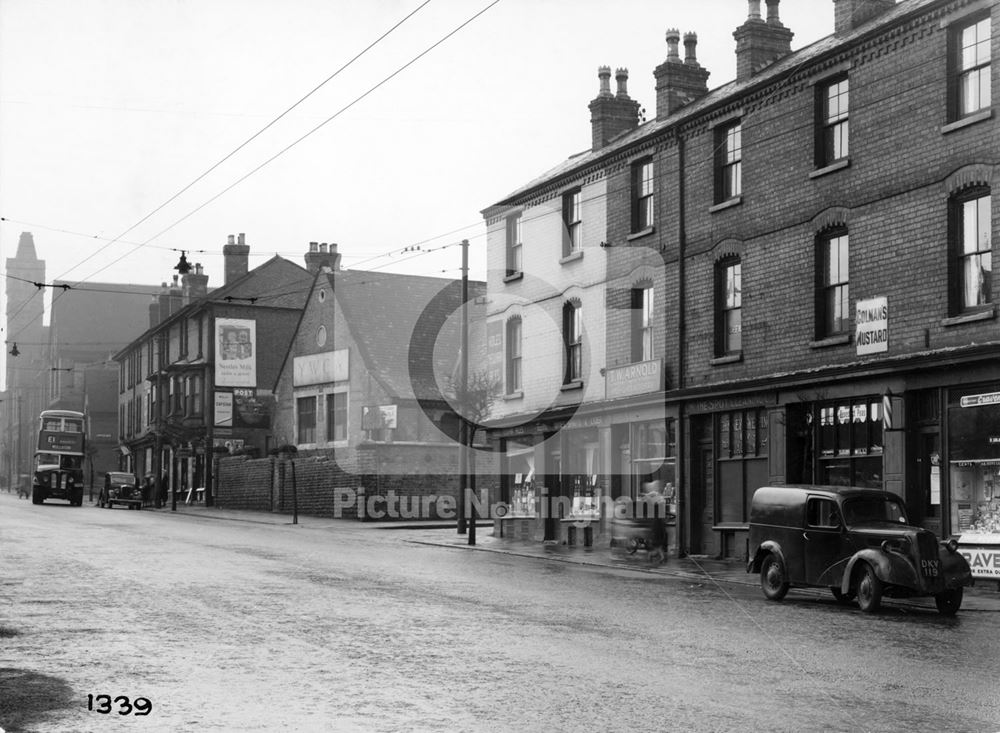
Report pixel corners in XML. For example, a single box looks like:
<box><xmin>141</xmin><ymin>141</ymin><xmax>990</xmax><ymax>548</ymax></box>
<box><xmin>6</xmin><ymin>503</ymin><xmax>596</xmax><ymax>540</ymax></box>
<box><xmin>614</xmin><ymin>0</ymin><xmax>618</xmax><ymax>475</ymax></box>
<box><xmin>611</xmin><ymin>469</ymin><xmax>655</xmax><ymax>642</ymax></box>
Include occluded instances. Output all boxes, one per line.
<box><xmin>817</xmin><ymin>398</ymin><xmax>883</xmax><ymax>488</ymax></box>
<box><xmin>948</xmin><ymin>388</ymin><xmax>1000</xmax><ymax>539</ymax></box>
<box><xmin>506</xmin><ymin>439</ymin><xmax>536</xmax><ymax>517</ymax></box>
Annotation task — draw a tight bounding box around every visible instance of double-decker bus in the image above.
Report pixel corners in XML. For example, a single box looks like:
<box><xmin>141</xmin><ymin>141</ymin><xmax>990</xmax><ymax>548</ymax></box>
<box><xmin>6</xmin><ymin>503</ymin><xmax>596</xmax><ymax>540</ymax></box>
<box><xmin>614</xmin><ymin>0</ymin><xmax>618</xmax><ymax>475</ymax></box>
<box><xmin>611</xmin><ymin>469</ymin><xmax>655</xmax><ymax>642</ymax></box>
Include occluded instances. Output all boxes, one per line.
<box><xmin>32</xmin><ymin>409</ymin><xmax>86</xmax><ymax>506</ymax></box>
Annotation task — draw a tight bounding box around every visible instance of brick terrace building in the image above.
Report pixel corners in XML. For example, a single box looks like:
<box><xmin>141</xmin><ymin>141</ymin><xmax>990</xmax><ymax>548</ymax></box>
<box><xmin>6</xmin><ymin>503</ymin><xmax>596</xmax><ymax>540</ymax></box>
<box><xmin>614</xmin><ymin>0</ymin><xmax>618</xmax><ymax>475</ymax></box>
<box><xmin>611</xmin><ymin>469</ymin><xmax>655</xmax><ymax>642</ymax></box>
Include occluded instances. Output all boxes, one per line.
<box><xmin>115</xmin><ymin>234</ymin><xmax>313</xmax><ymax>505</ymax></box>
<box><xmin>483</xmin><ymin>0</ymin><xmax>998</xmax><ymax>563</ymax></box>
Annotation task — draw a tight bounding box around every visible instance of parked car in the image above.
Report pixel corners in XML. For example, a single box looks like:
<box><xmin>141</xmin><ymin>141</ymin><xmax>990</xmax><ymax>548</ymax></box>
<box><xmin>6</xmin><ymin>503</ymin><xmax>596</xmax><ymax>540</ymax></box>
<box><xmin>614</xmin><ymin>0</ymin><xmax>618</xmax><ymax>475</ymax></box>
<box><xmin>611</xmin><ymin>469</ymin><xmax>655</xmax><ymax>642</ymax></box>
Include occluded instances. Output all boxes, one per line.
<box><xmin>746</xmin><ymin>485</ymin><xmax>973</xmax><ymax>615</ymax></box>
<box><xmin>99</xmin><ymin>472</ymin><xmax>143</xmax><ymax>510</ymax></box>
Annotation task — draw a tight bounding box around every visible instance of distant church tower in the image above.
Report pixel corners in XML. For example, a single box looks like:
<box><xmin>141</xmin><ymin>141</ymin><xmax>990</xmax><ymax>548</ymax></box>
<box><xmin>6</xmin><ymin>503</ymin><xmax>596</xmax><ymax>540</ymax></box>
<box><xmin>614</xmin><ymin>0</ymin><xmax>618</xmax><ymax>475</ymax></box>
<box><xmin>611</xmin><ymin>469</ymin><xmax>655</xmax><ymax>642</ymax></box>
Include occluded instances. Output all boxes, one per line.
<box><xmin>5</xmin><ymin>232</ymin><xmax>47</xmax><ymax>390</ymax></box>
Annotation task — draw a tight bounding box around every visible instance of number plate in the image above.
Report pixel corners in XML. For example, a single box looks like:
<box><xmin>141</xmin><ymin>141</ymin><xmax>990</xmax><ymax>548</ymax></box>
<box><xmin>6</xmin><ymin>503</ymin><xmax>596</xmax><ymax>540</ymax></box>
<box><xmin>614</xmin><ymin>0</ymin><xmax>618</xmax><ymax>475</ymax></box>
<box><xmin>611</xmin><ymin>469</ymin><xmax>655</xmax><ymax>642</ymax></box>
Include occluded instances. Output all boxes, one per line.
<box><xmin>920</xmin><ymin>559</ymin><xmax>940</xmax><ymax>577</ymax></box>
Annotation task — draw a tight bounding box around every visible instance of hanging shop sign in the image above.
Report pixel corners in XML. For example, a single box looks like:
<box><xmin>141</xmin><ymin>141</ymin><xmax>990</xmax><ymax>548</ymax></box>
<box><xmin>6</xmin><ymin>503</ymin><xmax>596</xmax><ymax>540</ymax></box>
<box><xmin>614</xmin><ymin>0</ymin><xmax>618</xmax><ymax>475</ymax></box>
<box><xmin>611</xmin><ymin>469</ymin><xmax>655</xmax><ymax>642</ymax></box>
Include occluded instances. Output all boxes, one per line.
<box><xmin>855</xmin><ymin>296</ymin><xmax>888</xmax><ymax>355</ymax></box>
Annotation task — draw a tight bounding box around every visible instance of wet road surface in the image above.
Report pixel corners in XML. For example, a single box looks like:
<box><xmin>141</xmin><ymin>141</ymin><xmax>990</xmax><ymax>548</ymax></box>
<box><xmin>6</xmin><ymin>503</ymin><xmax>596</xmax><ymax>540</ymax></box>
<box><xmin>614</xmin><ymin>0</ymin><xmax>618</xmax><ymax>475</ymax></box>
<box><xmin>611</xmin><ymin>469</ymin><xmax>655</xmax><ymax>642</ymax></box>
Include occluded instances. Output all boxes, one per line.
<box><xmin>2</xmin><ymin>493</ymin><xmax>998</xmax><ymax>732</ymax></box>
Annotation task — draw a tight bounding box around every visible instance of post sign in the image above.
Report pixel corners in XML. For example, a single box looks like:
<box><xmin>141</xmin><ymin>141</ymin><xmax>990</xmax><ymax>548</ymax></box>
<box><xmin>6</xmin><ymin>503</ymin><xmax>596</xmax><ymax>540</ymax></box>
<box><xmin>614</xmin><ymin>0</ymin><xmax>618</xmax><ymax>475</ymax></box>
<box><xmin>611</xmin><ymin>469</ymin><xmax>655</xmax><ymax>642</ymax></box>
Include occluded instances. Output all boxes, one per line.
<box><xmin>855</xmin><ymin>297</ymin><xmax>888</xmax><ymax>355</ymax></box>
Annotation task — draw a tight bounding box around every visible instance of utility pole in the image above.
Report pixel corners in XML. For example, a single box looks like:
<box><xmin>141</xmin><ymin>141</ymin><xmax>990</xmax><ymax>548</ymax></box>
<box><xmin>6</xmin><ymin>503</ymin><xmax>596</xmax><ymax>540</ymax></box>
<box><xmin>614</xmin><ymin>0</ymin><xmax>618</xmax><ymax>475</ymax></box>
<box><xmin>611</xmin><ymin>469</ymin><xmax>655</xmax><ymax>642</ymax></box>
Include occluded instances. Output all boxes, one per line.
<box><xmin>154</xmin><ymin>334</ymin><xmax>164</xmax><ymax>509</ymax></box>
<box><xmin>458</xmin><ymin>239</ymin><xmax>469</xmax><ymax>536</ymax></box>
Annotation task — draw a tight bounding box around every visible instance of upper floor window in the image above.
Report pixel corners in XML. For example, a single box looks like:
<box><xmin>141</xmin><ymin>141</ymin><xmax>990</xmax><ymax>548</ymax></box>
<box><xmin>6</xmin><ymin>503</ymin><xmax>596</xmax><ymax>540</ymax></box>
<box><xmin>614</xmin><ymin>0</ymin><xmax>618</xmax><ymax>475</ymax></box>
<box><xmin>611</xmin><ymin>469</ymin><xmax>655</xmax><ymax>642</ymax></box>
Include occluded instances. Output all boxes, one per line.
<box><xmin>632</xmin><ymin>159</ymin><xmax>654</xmax><ymax>232</ymax></box>
<box><xmin>716</xmin><ymin>259</ymin><xmax>742</xmax><ymax>356</ymax></box>
<box><xmin>563</xmin><ymin>301</ymin><xmax>583</xmax><ymax>384</ymax></box>
<box><xmin>297</xmin><ymin>396</ymin><xmax>316</xmax><ymax>444</ymax></box>
<box><xmin>817</xmin><ymin>230</ymin><xmax>849</xmax><ymax>338</ymax></box>
<box><xmin>631</xmin><ymin>286</ymin><xmax>654</xmax><ymax>362</ymax></box>
<box><xmin>179</xmin><ymin>319</ymin><xmax>189</xmax><ymax>357</ymax></box>
<box><xmin>562</xmin><ymin>189</ymin><xmax>582</xmax><ymax>257</ymax></box>
<box><xmin>715</xmin><ymin>122</ymin><xmax>742</xmax><ymax>203</ymax></box>
<box><xmin>817</xmin><ymin>77</ymin><xmax>849</xmax><ymax>166</ymax></box>
<box><xmin>953</xmin><ymin>16</ymin><xmax>992</xmax><ymax>118</ymax></box>
<box><xmin>506</xmin><ymin>318</ymin><xmax>522</xmax><ymax>394</ymax></box>
<box><xmin>952</xmin><ymin>188</ymin><xmax>992</xmax><ymax>312</ymax></box>
<box><xmin>327</xmin><ymin>392</ymin><xmax>347</xmax><ymax>442</ymax></box>
<box><xmin>505</xmin><ymin>214</ymin><xmax>523</xmax><ymax>277</ymax></box>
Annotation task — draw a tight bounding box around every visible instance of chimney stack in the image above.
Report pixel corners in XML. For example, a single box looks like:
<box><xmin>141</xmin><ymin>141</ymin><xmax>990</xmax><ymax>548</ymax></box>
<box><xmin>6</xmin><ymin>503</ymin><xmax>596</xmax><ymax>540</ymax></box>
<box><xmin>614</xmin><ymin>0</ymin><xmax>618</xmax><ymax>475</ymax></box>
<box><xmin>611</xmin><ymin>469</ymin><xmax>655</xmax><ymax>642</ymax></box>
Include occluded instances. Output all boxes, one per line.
<box><xmin>833</xmin><ymin>0</ymin><xmax>895</xmax><ymax>35</ymax></box>
<box><xmin>183</xmin><ymin>262</ymin><xmax>209</xmax><ymax>301</ymax></box>
<box><xmin>654</xmin><ymin>29</ymin><xmax>710</xmax><ymax>118</ymax></box>
<box><xmin>223</xmin><ymin>232</ymin><xmax>250</xmax><ymax>284</ymax></box>
<box><xmin>589</xmin><ymin>66</ymin><xmax>641</xmax><ymax>151</ymax></box>
<box><xmin>304</xmin><ymin>241</ymin><xmax>342</xmax><ymax>273</ymax></box>
<box><xmin>734</xmin><ymin>0</ymin><xmax>793</xmax><ymax>81</ymax></box>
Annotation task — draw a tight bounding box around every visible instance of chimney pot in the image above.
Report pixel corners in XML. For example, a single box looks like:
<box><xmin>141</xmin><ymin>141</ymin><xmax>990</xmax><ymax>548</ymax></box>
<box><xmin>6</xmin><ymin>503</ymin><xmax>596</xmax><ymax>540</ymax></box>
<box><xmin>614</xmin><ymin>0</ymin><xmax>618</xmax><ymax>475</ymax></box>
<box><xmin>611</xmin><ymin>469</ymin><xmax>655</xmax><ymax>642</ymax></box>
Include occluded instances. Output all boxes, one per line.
<box><xmin>309</xmin><ymin>241</ymin><xmax>318</xmax><ymax>252</ymax></box>
<box><xmin>748</xmin><ymin>0</ymin><xmax>762</xmax><ymax>20</ymax></box>
<box><xmin>320</xmin><ymin>243</ymin><xmax>328</xmax><ymax>253</ymax></box>
<box><xmin>615</xmin><ymin>68</ymin><xmax>630</xmax><ymax>98</ymax></box>
<box><xmin>238</xmin><ymin>232</ymin><xmax>245</xmax><ymax>246</ymax></box>
<box><xmin>227</xmin><ymin>234</ymin><xmax>235</xmax><ymax>245</ymax></box>
<box><xmin>665</xmin><ymin>29</ymin><xmax>681</xmax><ymax>62</ymax></box>
<box><xmin>766</xmin><ymin>0</ymin><xmax>781</xmax><ymax>25</ymax></box>
<box><xmin>683</xmin><ymin>32</ymin><xmax>699</xmax><ymax>65</ymax></box>
<box><xmin>597</xmin><ymin>66</ymin><xmax>612</xmax><ymax>97</ymax></box>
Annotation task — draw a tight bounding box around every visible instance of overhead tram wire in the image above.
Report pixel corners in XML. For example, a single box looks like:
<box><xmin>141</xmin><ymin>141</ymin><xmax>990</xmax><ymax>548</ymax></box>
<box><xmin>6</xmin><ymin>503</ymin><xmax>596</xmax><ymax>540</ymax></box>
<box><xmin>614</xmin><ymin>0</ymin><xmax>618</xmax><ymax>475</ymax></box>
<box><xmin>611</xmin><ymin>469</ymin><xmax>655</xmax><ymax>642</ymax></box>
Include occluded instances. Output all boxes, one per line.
<box><xmin>9</xmin><ymin>7</ymin><xmax>943</xmax><ymax>341</ymax></box>
<box><xmin>48</xmin><ymin>0</ymin><xmax>434</xmax><ymax>288</ymax></box>
<box><xmin>77</xmin><ymin>0</ymin><xmax>502</xmax><ymax>288</ymax></box>
<box><xmin>2</xmin><ymin>1</ymin><xmax>434</xmax><ymax>343</ymax></box>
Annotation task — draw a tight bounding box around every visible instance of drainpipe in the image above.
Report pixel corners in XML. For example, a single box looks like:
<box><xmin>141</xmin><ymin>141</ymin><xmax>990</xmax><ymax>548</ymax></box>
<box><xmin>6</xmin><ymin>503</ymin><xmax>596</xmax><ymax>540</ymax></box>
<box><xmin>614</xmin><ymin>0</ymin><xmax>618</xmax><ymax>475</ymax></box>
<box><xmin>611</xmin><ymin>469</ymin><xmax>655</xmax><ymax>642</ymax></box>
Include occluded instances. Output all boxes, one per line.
<box><xmin>676</xmin><ymin>134</ymin><xmax>687</xmax><ymax>557</ymax></box>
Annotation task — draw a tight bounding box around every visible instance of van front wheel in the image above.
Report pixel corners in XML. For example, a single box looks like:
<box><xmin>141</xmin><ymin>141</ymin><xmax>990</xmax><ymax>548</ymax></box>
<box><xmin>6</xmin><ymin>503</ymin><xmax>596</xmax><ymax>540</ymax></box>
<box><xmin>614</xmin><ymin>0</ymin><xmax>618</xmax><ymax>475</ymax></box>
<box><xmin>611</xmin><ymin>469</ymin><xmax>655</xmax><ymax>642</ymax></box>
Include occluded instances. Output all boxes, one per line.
<box><xmin>760</xmin><ymin>554</ymin><xmax>789</xmax><ymax>601</ymax></box>
<box><xmin>856</xmin><ymin>563</ymin><xmax>883</xmax><ymax>613</ymax></box>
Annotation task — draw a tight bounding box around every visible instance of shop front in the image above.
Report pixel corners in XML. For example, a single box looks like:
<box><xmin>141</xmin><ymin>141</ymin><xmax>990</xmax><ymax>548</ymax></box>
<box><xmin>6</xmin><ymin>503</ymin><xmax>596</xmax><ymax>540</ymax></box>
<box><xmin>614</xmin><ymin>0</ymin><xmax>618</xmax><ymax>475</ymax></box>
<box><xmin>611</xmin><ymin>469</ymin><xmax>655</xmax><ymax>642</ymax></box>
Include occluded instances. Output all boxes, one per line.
<box><xmin>491</xmin><ymin>397</ymin><xmax>676</xmax><ymax>551</ymax></box>
<box><xmin>948</xmin><ymin>384</ymin><xmax>1000</xmax><ymax>582</ymax></box>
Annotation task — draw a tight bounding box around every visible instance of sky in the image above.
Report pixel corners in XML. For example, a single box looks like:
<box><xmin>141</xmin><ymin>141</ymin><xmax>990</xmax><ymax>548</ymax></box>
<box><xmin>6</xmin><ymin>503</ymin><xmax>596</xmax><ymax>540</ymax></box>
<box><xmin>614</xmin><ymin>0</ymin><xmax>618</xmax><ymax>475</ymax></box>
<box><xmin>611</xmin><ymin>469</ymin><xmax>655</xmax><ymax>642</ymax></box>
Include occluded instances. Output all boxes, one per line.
<box><xmin>0</xmin><ymin>0</ymin><xmax>835</xmax><ymax>383</ymax></box>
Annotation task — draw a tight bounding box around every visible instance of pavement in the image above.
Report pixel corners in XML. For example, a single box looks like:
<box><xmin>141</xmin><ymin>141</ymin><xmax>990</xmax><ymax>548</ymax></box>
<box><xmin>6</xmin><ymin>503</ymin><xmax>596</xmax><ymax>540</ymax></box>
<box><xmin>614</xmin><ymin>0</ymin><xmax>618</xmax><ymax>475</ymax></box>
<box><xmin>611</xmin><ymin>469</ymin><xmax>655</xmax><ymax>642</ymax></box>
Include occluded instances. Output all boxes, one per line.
<box><xmin>100</xmin><ymin>497</ymin><xmax>1000</xmax><ymax>613</ymax></box>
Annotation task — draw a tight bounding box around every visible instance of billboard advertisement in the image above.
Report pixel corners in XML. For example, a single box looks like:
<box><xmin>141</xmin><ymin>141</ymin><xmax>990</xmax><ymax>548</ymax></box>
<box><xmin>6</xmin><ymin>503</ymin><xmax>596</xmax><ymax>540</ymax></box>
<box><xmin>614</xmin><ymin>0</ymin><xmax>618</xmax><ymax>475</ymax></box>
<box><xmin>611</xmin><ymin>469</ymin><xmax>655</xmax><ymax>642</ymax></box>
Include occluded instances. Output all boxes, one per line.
<box><xmin>215</xmin><ymin>318</ymin><xmax>257</xmax><ymax>387</ymax></box>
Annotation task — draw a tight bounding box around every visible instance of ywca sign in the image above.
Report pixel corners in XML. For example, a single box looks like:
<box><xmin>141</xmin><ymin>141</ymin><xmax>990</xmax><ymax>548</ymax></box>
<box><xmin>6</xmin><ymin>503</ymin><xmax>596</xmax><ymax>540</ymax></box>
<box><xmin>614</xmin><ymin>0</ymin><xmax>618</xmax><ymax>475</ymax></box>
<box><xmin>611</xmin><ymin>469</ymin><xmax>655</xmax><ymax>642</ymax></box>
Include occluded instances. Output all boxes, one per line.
<box><xmin>855</xmin><ymin>297</ymin><xmax>888</xmax><ymax>355</ymax></box>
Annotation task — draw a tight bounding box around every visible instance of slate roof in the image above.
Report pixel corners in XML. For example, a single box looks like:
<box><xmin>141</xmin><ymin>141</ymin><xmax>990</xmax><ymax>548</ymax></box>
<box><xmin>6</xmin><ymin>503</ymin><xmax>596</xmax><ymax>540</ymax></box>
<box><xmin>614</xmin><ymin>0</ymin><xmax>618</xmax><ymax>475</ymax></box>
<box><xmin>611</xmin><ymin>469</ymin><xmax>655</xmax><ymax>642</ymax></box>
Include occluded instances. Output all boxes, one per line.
<box><xmin>207</xmin><ymin>255</ymin><xmax>312</xmax><ymax>310</ymax></box>
<box><xmin>489</xmin><ymin>0</ymin><xmax>945</xmax><ymax>209</ymax></box>
<box><xmin>328</xmin><ymin>269</ymin><xmax>485</xmax><ymax>401</ymax></box>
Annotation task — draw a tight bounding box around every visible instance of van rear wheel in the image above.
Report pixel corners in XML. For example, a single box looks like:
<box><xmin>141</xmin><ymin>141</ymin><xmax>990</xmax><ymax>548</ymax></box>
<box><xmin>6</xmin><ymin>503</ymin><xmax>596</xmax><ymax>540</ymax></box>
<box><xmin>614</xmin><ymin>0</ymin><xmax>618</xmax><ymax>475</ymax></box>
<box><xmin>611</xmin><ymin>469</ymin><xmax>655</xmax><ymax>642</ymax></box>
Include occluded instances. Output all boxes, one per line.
<box><xmin>856</xmin><ymin>563</ymin><xmax>883</xmax><ymax>613</ymax></box>
<box><xmin>760</xmin><ymin>554</ymin><xmax>789</xmax><ymax>601</ymax></box>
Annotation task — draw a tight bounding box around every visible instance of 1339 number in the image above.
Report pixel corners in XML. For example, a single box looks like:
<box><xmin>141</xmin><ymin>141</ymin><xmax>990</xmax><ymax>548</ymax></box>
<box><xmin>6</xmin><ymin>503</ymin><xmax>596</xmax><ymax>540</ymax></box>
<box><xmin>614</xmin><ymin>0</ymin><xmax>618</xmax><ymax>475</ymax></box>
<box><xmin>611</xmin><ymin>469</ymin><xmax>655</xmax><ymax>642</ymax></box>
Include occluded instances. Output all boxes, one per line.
<box><xmin>87</xmin><ymin>694</ymin><xmax>152</xmax><ymax>716</ymax></box>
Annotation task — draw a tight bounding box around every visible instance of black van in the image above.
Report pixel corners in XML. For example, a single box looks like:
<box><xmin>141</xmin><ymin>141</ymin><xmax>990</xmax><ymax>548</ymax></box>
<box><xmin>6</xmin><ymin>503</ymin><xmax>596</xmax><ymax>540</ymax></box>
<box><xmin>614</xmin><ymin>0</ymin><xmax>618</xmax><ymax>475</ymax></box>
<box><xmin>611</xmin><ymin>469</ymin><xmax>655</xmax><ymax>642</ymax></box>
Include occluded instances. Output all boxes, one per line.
<box><xmin>746</xmin><ymin>485</ymin><xmax>973</xmax><ymax>615</ymax></box>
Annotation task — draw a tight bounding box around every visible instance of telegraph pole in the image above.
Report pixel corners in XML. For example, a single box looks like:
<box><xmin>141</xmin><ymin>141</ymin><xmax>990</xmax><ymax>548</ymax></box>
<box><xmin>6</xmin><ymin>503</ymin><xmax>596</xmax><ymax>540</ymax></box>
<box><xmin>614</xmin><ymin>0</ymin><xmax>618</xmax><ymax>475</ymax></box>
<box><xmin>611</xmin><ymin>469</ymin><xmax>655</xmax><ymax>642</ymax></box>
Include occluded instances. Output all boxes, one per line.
<box><xmin>458</xmin><ymin>239</ymin><xmax>469</xmax><ymax>535</ymax></box>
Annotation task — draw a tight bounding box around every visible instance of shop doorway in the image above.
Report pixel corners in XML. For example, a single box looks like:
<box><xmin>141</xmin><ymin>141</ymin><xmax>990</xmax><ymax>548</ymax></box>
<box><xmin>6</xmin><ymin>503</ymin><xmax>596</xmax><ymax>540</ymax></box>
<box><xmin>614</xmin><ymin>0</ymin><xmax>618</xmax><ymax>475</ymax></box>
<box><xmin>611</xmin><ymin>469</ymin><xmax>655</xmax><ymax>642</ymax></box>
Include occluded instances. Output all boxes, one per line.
<box><xmin>690</xmin><ymin>441</ymin><xmax>715</xmax><ymax>556</ymax></box>
<box><xmin>915</xmin><ymin>431</ymin><xmax>942</xmax><ymax>537</ymax></box>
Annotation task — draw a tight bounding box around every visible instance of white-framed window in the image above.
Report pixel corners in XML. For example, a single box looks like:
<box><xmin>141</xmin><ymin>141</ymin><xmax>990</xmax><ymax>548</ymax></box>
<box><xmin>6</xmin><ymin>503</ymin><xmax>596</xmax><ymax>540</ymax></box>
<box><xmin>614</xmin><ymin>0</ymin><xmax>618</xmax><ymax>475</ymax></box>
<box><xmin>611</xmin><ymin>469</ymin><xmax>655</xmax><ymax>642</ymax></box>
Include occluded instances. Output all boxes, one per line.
<box><xmin>562</xmin><ymin>189</ymin><xmax>582</xmax><ymax>256</ymax></box>
<box><xmin>716</xmin><ymin>122</ymin><xmax>742</xmax><ymax>202</ymax></box>
<box><xmin>953</xmin><ymin>188</ymin><xmax>992</xmax><ymax>312</ymax></box>
<box><xmin>506</xmin><ymin>214</ymin><xmax>523</xmax><ymax>277</ymax></box>
<box><xmin>632</xmin><ymin>158</ymin><xmax>654</xmax><ymax>232</ymax></box>
<box><xmin>953</xmin><ymin>16</ymin><xmax>992</xmax><ymax>118</ymax></box>
<box><xmin>563</xmin><ymin>301</ymin><xmax>583</xmax><ymax>383</ymax></box>
<box><xmin>631</xmin><ymin>286</ymin><xmax>654</xmax><ymax>362</ymax></box>
<box><xmin>506</xmin><ymin>318</ymin><xmax>522</xmax><ymax>394</ymax></box>
<box><xmin>817</xmin><ymin>230</ymin><xmax>849</xmax><ymax>337</ymax></box>
<box><xmin>717</xmin><ymin>258</ymin><xmax>742</xmax><ymax>356</ymax></box>
<box><xmin>818</xmin><ymin>76</ymin><xmax>849</xmax><ymax>166</ymax></box>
